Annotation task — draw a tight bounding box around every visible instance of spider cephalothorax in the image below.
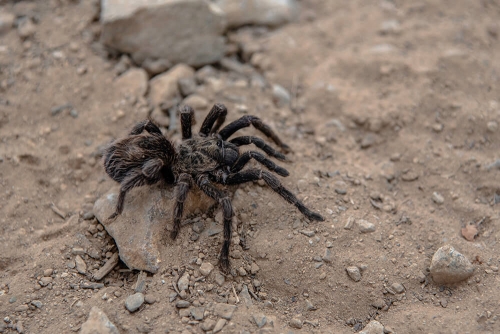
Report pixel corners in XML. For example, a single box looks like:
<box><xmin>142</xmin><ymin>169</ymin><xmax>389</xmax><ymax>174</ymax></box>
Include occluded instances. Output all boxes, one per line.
<box><xmin>103</xmin><ymin>103</ymin><xmax>324</xmax><ymax>272</ymax></box>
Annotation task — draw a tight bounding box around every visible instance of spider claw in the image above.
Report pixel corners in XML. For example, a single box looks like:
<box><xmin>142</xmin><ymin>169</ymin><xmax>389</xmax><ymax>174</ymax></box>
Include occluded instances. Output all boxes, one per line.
<box><xmin>309</xmin><ymin>212</ymin><xmax>325</xmax><ymax>222</ymax></box>
<box><xmin>219</xmin><ymin>257</ymin><xmax>231</xmax><ymax>274</ymax></box>
<box><xmin>105</xmin><ymin>212</ymin><xmax>119</xmax><ymax>223</ymax></box>
<box><xmin>275</xmin><ymin>166</ymin><xmax>290</xmax><ymax>177</ymax></box>
<box><xmin>170</xmin><ymin>230</ymin><xmax>179</xmax><ymax>240</ymax></box>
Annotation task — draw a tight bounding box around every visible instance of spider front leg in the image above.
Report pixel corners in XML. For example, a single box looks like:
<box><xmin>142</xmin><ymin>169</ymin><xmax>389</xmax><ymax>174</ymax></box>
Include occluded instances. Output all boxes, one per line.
<box><xmin>199</xmin><ymin>103</ymin><xmax>227</xmax><ymax>136</ymax></box>
<box><xmin>107</xmin><ymin>171</ymin><xmax>147</xmax><ymax>222</ymax></box>
<box><xmin>230</xmin><ymin>136</ymin><xmax>286</xmax><ymax>161</ymax></box>
<box><xmin>195</xmin><ymin>175</ymin><xmax>234</xmax><ymax>273</ymax></box>
<box><xmin>180</xmin><ymin>105</ymin><xmax>195</xmax><ymax>140</ymax></box>
<box><xmin>218</xmin><ymin>115</ymin><xmax>290</xmax><ymax>153</ymax></box>
<box><xmin>223</xmin><ymin>169</ymin><xmax>324</xmax><ymax>222</ymax></box>
<box><xmin>231</xmin><ymin>151</ymin><xmax>289</xmax><ymax>177</ymax></box>
<box><xmin>171</xmin><ymin>173</ymin><xmax>193</xmax><ymax>239</ymax></box>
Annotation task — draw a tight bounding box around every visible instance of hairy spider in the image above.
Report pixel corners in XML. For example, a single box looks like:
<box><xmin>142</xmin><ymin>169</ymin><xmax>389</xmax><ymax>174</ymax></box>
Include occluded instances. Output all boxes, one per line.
<box><xmin>103</xmin><ymin>103</ymin><xmax>324</xmax><ymax>272</ymax></box>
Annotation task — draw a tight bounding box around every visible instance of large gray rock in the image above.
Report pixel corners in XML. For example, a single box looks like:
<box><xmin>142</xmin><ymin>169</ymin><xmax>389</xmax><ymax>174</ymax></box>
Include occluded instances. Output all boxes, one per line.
<box><xmin>80</xmin><ymin>307</ymin><xmax>119</xmax><ymax>334</ymax></box>
<box><xmin>93</xmin><ymin>184</ymin><xmax>212</xmax><ymax>273</ymax></box>
<box><xmin>214</xmin><ymin>0</ymin><xmax>298</xmax><ymax>28</ymax></box>
<box><xmin>430</xmin><ymin>245</ymin><xmax>474</xmax><ymax>284</ymax></box>
<box><xmin>100</xmin><ymin>0</ymin><xmax>227</xmax><ymax>67</ymax></box>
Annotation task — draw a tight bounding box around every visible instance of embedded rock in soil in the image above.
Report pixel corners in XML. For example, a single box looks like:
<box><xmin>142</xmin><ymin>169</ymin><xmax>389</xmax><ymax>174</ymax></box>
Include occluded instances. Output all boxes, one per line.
<box><xmin>360</xmin><ymin>320</ymin><xmax>384</xmax><ymax>334</ymax></box>
<box><xmin>430</xmin><ymin>245</ymin><xmax>474</xmax><ymax>284</ymax></box>
<box><xmin>114</xmin><ymin>67</ymin><xmax>149</xmax><ymax>97</ymax></box>
<box><xmin>125</xmin><ymin>293</ymin><xmax>145</xmax><ymax>312</ymax></box>
<box><xmin>93</xmin><ymin>184</ymin><xmax>212</xmax><ymax>273</ymax></box>
<box><xmin>80</xmin><ymin>306</ymin><xmax>119</xmax><ymax>334</ymax></box>
<box><xmin>149</xmin><ymin>64</ymin><xmax>195</xmax><ymax>107</ymax></box>
<box><xmin>214</xmin><ymin>0</ymin><xmax>298</xmax><ymax>28</ymax></box>
<box><xmin>100</xmin><ymin>0</ymin><xmax>227</xmax><ymax>67</ymax></box>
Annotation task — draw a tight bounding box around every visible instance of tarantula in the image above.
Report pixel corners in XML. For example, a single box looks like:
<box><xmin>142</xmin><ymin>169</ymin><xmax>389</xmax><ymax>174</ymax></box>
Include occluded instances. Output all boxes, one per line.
<box><xmin>103</xmin><ymin>103</ymin><xmax>324</xmax><ymax>272</ymax></box>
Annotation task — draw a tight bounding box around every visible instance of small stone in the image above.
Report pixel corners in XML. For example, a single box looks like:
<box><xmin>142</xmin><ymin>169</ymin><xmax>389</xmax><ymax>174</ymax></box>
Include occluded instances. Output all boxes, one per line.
<box><xmin>15</xmin><ymin>305</ymin><xmax>29</xmax><ymax>312</ymax></box>
<box><xmin>0</xmin><ymin>12</ymin><xmax>15</xmax><ymax>34</ymax></box>
<box><xmin>429</xmin><ymin>245</ymin><xmax>474</xmax><ymax>284</ymax></box>
<box><xmin>201</xmin><ymin>319</ymin><xmax>216</xmax><ymax>331</ymax></box>
<box><xmin>299</xmin><ymin>230</ymin><xmax>315</xmax><ymax>237</ymax></box>
<box><xmin>289</xmin><ymin>318</ymin><xmax>303</xmax><ymax>329</ymax></box>
<box><xmin>322</xmin><ymin>248</ymin><xmax>333</xmax><ymax>263</ymax></box>
<box><xmin>487</xmin><ymin>121</ymin><xmax>498</xmax><ymax>133</ymax></box>
<box><xmin>440</xmin><ymin>299</ymin><xmax>448</xmax><ymax>308</ymax></box>
<box><xmin>43</xmin><ymin>269</ymin><xmax>53</xmax><ymax>277</ymax></box>
<box><xmin>17</xmin><ymin>18</ymin><xmax>36</xmax><ymax>39</ymax></box>
<box><xmin>305</xmin><ymin>299</ymin><xmax>317</xmax><ymax>311</ymax></box>
<box><xmin>214</xmin><ymin>303</ymin><xmax>237</xmax><ymax>320</ymax></box>
<box><xmin>72</xmin><ymin>247</ymin><xmax>86</xmax><ymax>255</ymax></box>
<box><xmin>272</xmin><ymin>84</ymin><xmax>291</xmax><ymax>108</ymax></box>
<box><xmin>125</xmin><ymin>293</ymin><xmax>145</xmax><ymax>312</ymax></box>
<box><xmin>213</xmin><ymin>319</ymin><xmax>227</xmax><ymax>333</ymax></box>
<box><xmin>178</xmin><ymin>272</ymin><xmax>190</xmax><ymax>291</ymax></box>
<box><xmin>142</xmin><ymin>58</ymin><xmax>172</xmax><ymax>76</ymax></box>
<box><xmin>31</xmin><ymin>300</ymin><xmax>43</xmax><ymax>308</ymax></box>
<box><xmin>9</xmin><ymin>296</ymin><xmax>17</xmax><ymax>303</ymax></box>
<box><xmin>371</xmin><ymin>298</ymin><xmax>386</xmax><ymax>309</ymax></box>
<box><xmin>360</xmin><ymin>320</ymin><xmax>384</xmax><ymax>334</ymax></box>
<box><xmin>199</xmin><ymin>262</ymin><xmax>214</xmax><ymax>276</ymax></box>
<box><xmin>39</xmin><ymin>277</ymin><xmax>53</xmax><ymax>287</ymax></box>
<box><xmin>250</xmin><ymin>262</ymin><xmax>260</xmax><ymax>274</ymax></box>
<box><xmin>175</xmin><ymin>300</ymin><xmax>190</xmax><ymax>308</ymax></box>
<box><xmin>238</xmin><ymin>267</ymin><xmax>248</xmax><ymax>276</ymax></box>
<box><xmin>214</xmin><ymin>271</ymin><xmax>225</xmax><ymax>286</ymax></box>
<box><xmin>252</xmin><ymin>313</ymin><xmax>267</xmax><ymax>328</ymax></box>
<box><xmin>114</xmin><ymin>67</ymin><xmax>149</xmax><ymax>97</ymax></box>
<box><xmin>357</xmin><ymin>219</ymin><xmax>376</xmax><ymax>233</ymax></box>
<box><xmin>191</xmin><ymin>307</ymin><xmax>205</xmax><ymax>321</ymax></box>
<box><xmin>114</xmin><ymin>290</ymin><xmax>122</xmax><ymax>298</ymax></box>
<box><xmin>239</xmin><ymin>285</ymin><xmax>253</xmax><ymax>307</ymax></box>
<box><xmin>432</xmin><ymin>192</ymin><xmax>444</xmax><ymax>204</ymax></box>
<box><xmin>346</xmin><ymin>266</ymin><xmax>362</xmax><ymax>282</ymax></box>
<box><xmin>344</xmin><ymin>217</ymin><xmax>354</xmax><ymax>230</ymax></box>
<box><xmin>183</xmin><ymin>94</ymin><xmax>208</xmax><ymax>110</ymax></box>
<box><xmin>360</xmin><ymin>134</ymin><xmax>378</xmax><ymax>148</ymax></box>
<box><xmin>391</xmin><ymin>283</ymin><xmax>405</xmax><ymax>294</ymax></box>
<box><xmin>144</xmin><ymin>295</ymin><xmax>156</xmax><ymax>304</ymax></box>
<box><xmin>75</xmin><ymin>255</ymin><xmax>87</xmax><ymax>274</ymax></box>
<box><xmin>149</xmin><ymin>64</ymin><xmax>195</xmax><ymax>107</ymax></box>
<box><xmin>178</xmin><ymin>77</ymin><xmax>198</xmax><ymax>97</ymax></box>
<box><xmin>192</xmin><ymin>221</ymin><xmax>205</xmax><ymax>233</ymax></box>
<box><xmin>81</xmin><ymin>306</ymin><xmax>119</xmax><ymax>334</ymax></box>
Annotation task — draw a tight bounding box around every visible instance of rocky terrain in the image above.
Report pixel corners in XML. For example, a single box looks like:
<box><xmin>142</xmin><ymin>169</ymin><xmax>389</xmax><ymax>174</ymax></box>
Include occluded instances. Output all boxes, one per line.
<box><xmin>0</xmin><ymin>0</ymin><xmax>499</xmax><ymax>333</ymax></box>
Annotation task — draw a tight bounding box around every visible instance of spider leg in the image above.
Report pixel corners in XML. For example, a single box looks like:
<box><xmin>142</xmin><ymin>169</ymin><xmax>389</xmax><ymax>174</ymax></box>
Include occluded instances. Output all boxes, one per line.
<box><xmin>171</xmin><ymin>173</ymin><xmax>193</xmax><ymax>239</ymax></box>
<box><xmin>129</xmin><ymin>119</ymin><xmax>163</xmax><ymax>136</ymax></box>
<box><xmin>230</xmin><ymin>136</ymin><xmax>286</xmax><ymax>161</ymax></box>
<box><xmin>107</xmin><ymin>171</ymin><xmax>147</xmax><ymax>221</ymax></box>
<box><xmin>195</xmin><ymin>175</ymin><xmax>234</xmax><ymax>273</ymax></box>
<box><xmin>180</xmin><ymin>105</ymin><xmax>195</xmax><ymax>140</ymax></box>
<box><xmin>223</xmin><ymin>169</ymin><xmax>324</xmax><ymax>222</ymax></box>
<box><xmin>218</xmin><ymin>115</ymin><xmax>290</xmax><ymax>152</ymax></box>
<box><xmin>199</xmin><ymin>103</ymin><xmax>227</xmax><ymax>136</ymax></box>
<box><xmin>232</xmin><ymin>151</ymin><xmax>289</xmax><ymax>177</ymax></box>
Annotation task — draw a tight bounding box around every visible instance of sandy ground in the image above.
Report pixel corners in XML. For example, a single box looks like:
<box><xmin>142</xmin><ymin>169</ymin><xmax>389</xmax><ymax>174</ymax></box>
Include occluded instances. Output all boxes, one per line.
<box><xmin>1</xmin><ymin>0</ymin><xmax>500</xmax><ymax>333</ymax></box>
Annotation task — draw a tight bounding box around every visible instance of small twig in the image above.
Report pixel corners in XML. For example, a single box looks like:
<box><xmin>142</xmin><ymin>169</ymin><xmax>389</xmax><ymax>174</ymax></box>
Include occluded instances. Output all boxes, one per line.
<box><xmin>232</xmin><ymin>284</ymin><xmax>240</xmax><ymax>304</ymax></box>
<box><xmin>50</xmin><ymin>203</ymin><xmax>66</xmax><ymax>219</ymax></box>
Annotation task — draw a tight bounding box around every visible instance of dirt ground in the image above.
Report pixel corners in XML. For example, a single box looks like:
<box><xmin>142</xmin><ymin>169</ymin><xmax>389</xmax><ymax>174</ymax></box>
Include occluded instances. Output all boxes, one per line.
<box><xmin>1</xmin><ymin>0</ymin><xmax>500</xmax><ymax>333</ymax></box>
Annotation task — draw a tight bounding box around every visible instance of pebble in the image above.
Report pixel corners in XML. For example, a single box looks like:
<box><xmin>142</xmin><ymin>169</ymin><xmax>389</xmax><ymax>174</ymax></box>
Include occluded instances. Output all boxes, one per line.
<box><xmin>344</xmin><ymin>217</ymin><xmax>354</xmax><ymax>230</ymax></box>
<box><xmin>431</xmin><ymin>192</ymin><xmax>444</xmax><ymax>204</ymax></box>
<box><xmin>201</xmin><ymin>319</ymin><xmax>216</xmax><ymax>331</ymax></box>
<box><xmin>190</xmin><ymin>307</ymin><xmax>205</xmax><ymax>321</ymax></box>
<box><xmin>144</xmin><ymin>295</ymin><xmax>156</xmax><ymax>304</ymax></box>
<box><xmin>289</xmin><ymin>318</ymin><xmax>303</xmax><ymax>329</ymax></box>
<box><xmin>322</xmin><ymin>248</ymin><xmax>333</xmax><ymax>263</ymax></box>
<box><xmin>252</xmin><ymin>313</ymin><xmax>267</xmax><ymax>328</ymax></box>
<box><xmin>360</xmin><ymin>134</ymin><xmax>378</xmax><ymax>148</ymax></box>
<box><xmin>487</xmin><ymin>121</ymin><xmax>498</xmax><ymax>132</ymax></box>
<box><xmin>239</xmin><ymin>285</ymin><xmax>253</xmax><ymax>306</ymax></box>
<box><xmin>360</xmin><ymin>320</ymin><xmax>384</xmax><ymax>334</ymax></box>
<box><xmin>142</xmin><ymin>58</ymin><xmax>171</xmax><ymax>76</ymax></box>
<box><xmin>183</xmin><ymin>94</ymin><xmax>208</xmax><ymax>110</ymax></box>
<box><xmin>43</xmin><ymin>269</ymin><xmax>53</xmax><ymax>277</ymax></box>
<box><xmin>15</xmin><ymin>305</ymin><xmax>29</xmax><ymax>312</ymax></box>
<box><xmin>80</xmin><ymin>307</ymin><xmax>119</xmax><ymax>334</ymax></box>
<box><xmin>371</xmin><ymin>298</ymin><xmax>386</xmax><ymax>309</ymax></box>
<box><xmin>305</xmin><ymin>299</ymin><xmax>317</xmax><ymax>311</ymax></box>
<box><xmin>39</xmin><ymin>277</ymin><xmax>53</xmax><ymax>287</ymax></box>
<box><xmin>125</xmin><ymin>293</ymin><xmax>145</xmax><ymax>312</ymax></box>
<box><xmin>346</xmin><ymin>266</ymin><xmax>362</xmax><ymax>282</ymax></box>
<box><xmin>357</xmin><ymin>219</ymin><xmax>376</xmax><ymax>233</ymax></box>
<box><xmin>300</xmin><ymin>230</ymin><xmax>315</xmax><ymax>237</ymax></box>
<box><xmin>391</xmin><ymin>282</ymin><xmax>405</xmax><ymax>294</ymax></box>
<box><xmin>31</xmin><ymin>300</ymin><xmax>43</xmax><ymax>308</ymax></box>
<box><xmin>214</xmin><ymin>303</ymin><xmax>236</xmax><ymax>320</ymax></box>
<box><xmin>178</xmin><ymin>272</ymin><xmax>190</xmax><ymax>291</ymax></box>
<box><xmin>213</xmin><ymin>319</ymin><xmax>227</xmax><ymax>333</ymax></box>
<box><xmin>238</xmin><ymin>267</ymin><xmax>247</xmax><ymax>276</ymax></box>
<box><xmin>0</xmin><ymin>12</ymin><xmax>15</xmax><ymax>34</ymax></box>
<box><xmin>75</xmin><ymin>255</ymin><xmax>87</xmax><ymax>274</ymax></box>
<box><xmin>175</xmin><ymin>300</ymin><xmax>190</xmax><ymax>308</ymax></box>
<box><xmin>214</xmin><ymin>272</ymin><xmax>225</xmax><ymax>286</ymax></box>
<box><xmin>199</xmin><ymin>262</ymin><xmax>214</xmax><ymax>276</ymax></box>
<box><xmin>72</xmin><ymin>247</ymin><xmax>86</xmax><ymax>255</ymax></box>
<box><xmin>250</xmin><ymin>262</ymin><xmax>260</xmax><ymax>274</ymax></box>
<box><xmin>272</xmin><ymin>84</ymin><xmax>291</xmax><ymax>108</ymax></box>
<box><xmin>17</xmin><ymin>18</ymin><xmax>36</xmax><ymax>39</ymax></box>
<box><xmin>9</xmin><ymin>296</ymin><xmax>17</xmax><ymax>303</ymax></box>
<box><xmin>429</xmin><ymin>245</ymin><xmax>474</xmax><ymax>284</ymax></box>
<box><xmin>192</xmin><ymin>221</ymin><xmax>205</xmax><ymax>234</ymax></box>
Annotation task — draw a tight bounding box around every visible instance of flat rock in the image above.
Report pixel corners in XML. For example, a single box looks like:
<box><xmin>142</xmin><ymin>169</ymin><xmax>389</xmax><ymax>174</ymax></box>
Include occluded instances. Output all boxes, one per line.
<box><xmin>214</xmin><ymin>0</ymin><xmax>298</xmax><ymax>28</ymax></box>
<box><xmin>114</xmin><ymin>67</ymin><xmax>149</xmax><ymax>97</ymax></box>
<box><xmin>213</xmin><ymin>318</ymin><xmax>227</xmax><ymax>333</ymax></box>
<box><xmin>149</xmin><ymin>64</ymin><xmax>195</xmax><ymax>107</ymax></box>
<box><xmin>100</xmin><ymin>0</ymin><xmax>227</xmax><ymax>67</ymax></box>
<box><xmin>80</xmin><ymin>306</ymin><xmax>119</xmax><ymax>334</ymax></box>
<box><xmin>360</xmin><ymin>320</ymin><xmax>384</xmax><ymax>334</ymax></box>
<box><xmin>93</xmin><ymin>184</ymin><xmax>212</xmax><ymax>273</ymax></box>
<box><xmin>75</xmin><ymin>255</ymin><xmax>87</xmax><ymax>275</ymax></box>
<box><xmin>430</xmin><ymin>245</ymin><xmax>474</xmax><ymax>284</ymax></box>
<box><xmin>214</xmin><ymin>303</ymin><xmax>236</xmax><ymax>320</ymax></box>
<box><xmin>239</xmin><ymin>284</ymin><xmax>253</xmax><ymax>307</ymax></box>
